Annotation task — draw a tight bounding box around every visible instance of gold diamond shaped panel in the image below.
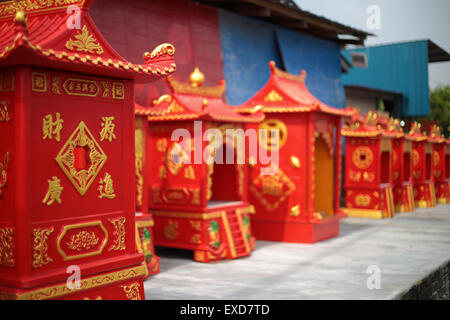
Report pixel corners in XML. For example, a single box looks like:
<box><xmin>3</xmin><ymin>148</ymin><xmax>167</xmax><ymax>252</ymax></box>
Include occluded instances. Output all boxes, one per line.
<box><xmin>250</xmin><ymin>168</ymin><xmax>296</xmax><ymax>211</ymax></box>
<box><xmin>55</xmin><ymin>121</ymin><xmax>107</xmax><ymax>196</ymax></box>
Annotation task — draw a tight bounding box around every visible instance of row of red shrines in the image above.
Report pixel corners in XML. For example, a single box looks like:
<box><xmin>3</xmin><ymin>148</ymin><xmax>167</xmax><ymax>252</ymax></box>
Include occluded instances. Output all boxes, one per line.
<box><xmin>0</xmin><ymin>3</ymin><xmax>449</xmax><ymax>300</ymax></box>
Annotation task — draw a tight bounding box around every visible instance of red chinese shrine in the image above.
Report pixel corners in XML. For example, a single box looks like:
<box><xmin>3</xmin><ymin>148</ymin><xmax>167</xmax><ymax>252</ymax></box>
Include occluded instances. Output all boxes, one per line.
<box><xmin>234</xmin><ymin>61</ymin><xmax>353</xmax><ymax>243</ymax></box>
<box><xmin>428</xmin><ymin>125</ymin><xmax>448</xmax><ymax>205</ymax></box>
<box><xmin>406</xmin><ymin>122</ymin><xmax>437</xmax><ymax>208</ymax></box>
<box><xmin>342</xmin><ymin>111</ymin><xmax>396</xmax><ymax>219</ymax></box>
<box><xmin>385</xmin><ymin>118</ymin><xmax>415</xmax><ymax>213</ymax></box>
<box><xmin>0</xmin><ymin>1</ymin><xmax>175</xmax><ymax>300</ymax></box>
<box><xmin>135</xmin><ymin>113</ymin><xmax>160</xmax><ymax>276</ymax></box>
<box><xmin>135</xmin><ymin>68</ymin><xmax>264</xmax><ymax>262</ymax></box>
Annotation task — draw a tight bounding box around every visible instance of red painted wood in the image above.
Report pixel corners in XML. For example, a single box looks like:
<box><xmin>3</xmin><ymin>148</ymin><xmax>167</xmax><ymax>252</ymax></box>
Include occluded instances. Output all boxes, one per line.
<box><xmin>91</xmin><ymin>0</ymin><xmax>224</xmax><ymax>108</ymax></box>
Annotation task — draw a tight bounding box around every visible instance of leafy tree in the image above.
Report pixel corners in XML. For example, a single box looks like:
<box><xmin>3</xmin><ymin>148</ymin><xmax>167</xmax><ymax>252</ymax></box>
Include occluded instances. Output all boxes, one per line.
<box><xmin>415</xmin><ymin>85</ymin><xmax>450</xmax><ymax>138</ymax></box>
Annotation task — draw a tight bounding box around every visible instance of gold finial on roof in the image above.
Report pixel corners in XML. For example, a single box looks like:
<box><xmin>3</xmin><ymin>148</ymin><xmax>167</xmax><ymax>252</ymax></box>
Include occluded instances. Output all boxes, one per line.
<box><xmin>366</xmin><ymin>110</ymin><xmax>377</xmax><ymax>127</ymax></box>
<box><xmin>14</xmin><ymin>10</ymin><xmax>27</xmax><ymax>29</ymax></box>
<box><xmin>189</xmin><ymin>68</ymin><xmax>205</xmax><ymax>87</ymax></box>
<box><xmin>408</xmin><ymin>121</ymin><xmax>422</xmax><ymax>135</ymax></box>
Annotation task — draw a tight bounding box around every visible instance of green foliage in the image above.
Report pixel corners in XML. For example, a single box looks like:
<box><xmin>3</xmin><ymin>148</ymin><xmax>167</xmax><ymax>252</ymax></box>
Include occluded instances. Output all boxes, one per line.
<box><xmin>415</xmin><ymin>85</ymin><xmax>450</xmax><ymax>137</ymax></box>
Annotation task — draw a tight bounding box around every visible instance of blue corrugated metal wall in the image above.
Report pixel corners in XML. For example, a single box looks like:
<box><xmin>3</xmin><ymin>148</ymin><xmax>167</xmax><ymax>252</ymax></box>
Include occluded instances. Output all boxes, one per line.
<box><xmin>218</xmin><ymin>10</ymin><xmax>283</xmax><ymax>105</ymax></box>
<box><xmin>275</xmin><ymin>28</ymin><xmax>346</xmax><ymax>108</ymax></box>
<box><xmin>342</xmin><ymin>41</ymin><xmax>430</xmax><ymax>117</ymax></box>
<box><xmin>218</xmin><ymin>9</ymin><xmax>346</xmax><ymax>108</ymax></box>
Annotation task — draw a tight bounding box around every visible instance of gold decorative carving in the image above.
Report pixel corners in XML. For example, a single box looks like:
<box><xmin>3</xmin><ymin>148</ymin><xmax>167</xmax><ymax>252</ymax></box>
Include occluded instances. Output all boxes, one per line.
<box><xmin>101</xmin><ymin>81</ymin><xmax>110</xmax><ymax>98</ymax></box>
<box><xmin>0</xmin><ymin>152</ymin><xmax>10</xmax><ymax>197</ymax></box>
<box><xmin>98</xmin><ymin>172</ymin><xmax>116</xmax><ymax>200</ymax></box>
<box><xmin>207</xmin><ymin>163</ymin><xmax>213</xmax><ymax>200</ymax></box>
<box><xmin>65</xmin><ymin>25</ymin><xmax>104</xmax><ymax>55</ymax></box>
<box><xmin>363</xmin><ymin>172</ymin><xmax>375</xmax><ymax>183</ymax></box>
<box><xmin>32</xmin><ymin>227</ymin><xmax>54</xmax><ymax>268</ymax></box>
<box><xmin>355</xmin><ymin>194</ymin><xmax>371</xmax><ymax>207</ymax></box>
<box><xmin>145</xmin><ymin>43</ymin><xmax>175</xmax><ymax>60</ymax></box>
<box><xmin>163</xmin><ymin>220</ymin><xmax>179</xmax><ymax>241</ymax></box>
<box><xmin>121</xmin><ymin>282</ymin><xmax>141</xmax><ymax>300</ymax></box>
<box><xmin>433</xmin><ymin>150</ymin><xmax>440</xmax><ymax>167</ymax></box>
<box><xmin>290</xmin><ymin>204</ymin><xmax>300</xmax><ymax>217</ymax></box>
<box><xmin>412</xmin><ymin>150</ymin><xmax>420</xmax><ymax>167</ymax></box>
<box><xmin>135</xmin><ymin>127</ymin><xmax>144</xmax><ymax>206</ymax></box>
<box><xmin>165</xmin><ymin>143</ymin><xmax>188</xmax><ymax>175</ymax></box>
<box><xmin>0</xmin><ymin>227</ymin><xmax>15</xmax><ymax>267</ymax></box>
<box><xmin>0</xmin><ymin>99</ymin><xmax>11</xmax><ymax>122</ymax></box>
<box><xmin>184</xmin><ymin>166</ymin><xmax>195</xmax><ymax>180</ymax></box>
<box><xmin>31</xmin><ymin>72</ymin><xmax>46</xmax><ymax>92</ymax></box>
<box><xmin>51</xmin><ymin>76</ymin><xmax>61</xmax><ymax>95</ymax></box>
<box><xmin>189</xmin><ymin>234</ymin><xmax>201</xmax><ymax>244</ymax></box>
<box><xmin>158</xmin><ymin>166</ymin><xmax>167</xmax><ymax>179</ymax></box>
<box><xmin>99</xmin><ymin>116</ymin><xmax>116</xmax><ymax>142</ymax></box>
<box><xmin>258</xmin><ymin>119</ymin><xmax>287</xmax><ymax>150</ymax></box>
<box><xmin>112</xmin><ymin>82</ymin><xmax>125</xmax><ymax>100</ymax></box>
<box><xmin>42</xmin><ymin>112</ymin><xmax>64</xmax><ymax>142</ymax></box>
<box><xmin>0</xmin><ymin>265</ymin><xmax>147</xmax><ymax>300</ymax></box>
<box><xmin>190</xmin><ymin>188</ymin><xmax>200</xmax><ymax>205</ymax></box>
<box><xmin>290</xmin><ymin>156</ymin><xmax>300</xmax><ymax>168</ymax></box>
<box><xmin>352</xmin><ymin>146</ymin><xmax>373</xmax><ymax>169</ymax></box>
<box><xmin>190</xmin><ymin>221</ymin><xmax>202</xmax><ymax>232</ymax></box>
<box><xmin>57</xmin><ymin>221</ymin><xmax>108</xmax><ymax>261</ymax></box>
<box><xmin>63</xmin><ymin>78</ymin><xmax>99</xmax><ymax>97</ymax></box>
<box><xmin>349</xmin><ymin>169</ymin><xmax>361</xmax><ymax>182</ymax></box>
<box><xmin>264</xmin><ymin>90</ymin><xmax>283</xmax><ymax>102</ymax></box>
<box><xmin>66</xmin><ymin>231</ymin><xmax>99</xmax><ymax>251</ymax></box>
<box><xmin>42</xmin><ymin>176</ymin><xmax>63</xmax><ymax>206</ymax></box>
<box><xmin>109</xmin><ymin>217</ymin><xmax>126</xmax><ymax>251</ymax></box>
<box><xmin>55</xmin><ymin>121</ymin><xmax>107</xmax><ymax>196</ymax></box>
<box><xmin>250</xmin><ymin>169</ymin><xmax>295</xmax><ymax>211</ymax></box>
<box><xmin>156</xmin><ymin>138</ymin><xmax>167</xmax><ymax>153</ymax></box>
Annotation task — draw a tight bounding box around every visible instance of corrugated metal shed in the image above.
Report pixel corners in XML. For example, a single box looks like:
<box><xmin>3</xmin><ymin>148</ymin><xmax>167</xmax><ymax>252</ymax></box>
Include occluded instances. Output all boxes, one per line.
<box><xmin>342</xmin><ymin>40</ymin><xmax>432</xmax><ymax>117</ymax></box>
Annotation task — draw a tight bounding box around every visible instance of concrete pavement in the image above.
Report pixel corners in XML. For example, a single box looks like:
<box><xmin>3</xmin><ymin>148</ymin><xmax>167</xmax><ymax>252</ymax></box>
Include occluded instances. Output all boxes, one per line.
<box><xmin>144</xmin><ymin>205</ymin><xmax>450</xmax><ymax>300</ymax></box>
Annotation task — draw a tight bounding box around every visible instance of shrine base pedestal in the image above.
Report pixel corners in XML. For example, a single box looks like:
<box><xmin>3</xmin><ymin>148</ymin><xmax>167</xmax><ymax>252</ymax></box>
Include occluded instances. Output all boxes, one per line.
<box><xmin>435</xmin><ymin>182</ymin><xmax>449</xmax><ymax>205</ymax></box>
<box><xmin>152</xmin><ymin>204</ymin><xmax>255</xmax><ymax>263</ymax></box>
<box><xmin>0</xmin><ymin>265</ymin><xmax>146</xmax><ymax>300</ymax></box>
<box><xmin>343</xmin><ymin>186</ymin><xmax>395</xmax><ymax>219</ymax></box>
<box><xmin>413</xmin><ymin>182</ymin><xmax>436</xmax><ymax>208</ymax></box>
<box><xmin>136</xmin><ymin>215</ymin><xmax>160</xmax><ymax>277</ymax></box>
<box><xmin>393</xmin><ymin>184</ymin><xmax>415</xmax><ymax>213</ymax></box>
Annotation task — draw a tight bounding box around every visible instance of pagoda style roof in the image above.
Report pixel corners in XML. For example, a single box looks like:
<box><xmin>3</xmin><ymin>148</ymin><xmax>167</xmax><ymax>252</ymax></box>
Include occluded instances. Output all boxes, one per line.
<box><xmin>0</xmin><ymin>0</ymin><xmax>175</xmax><ymax>83</ymax></box>
<box><xmin>428</xmin><ymin>124</ymin><xmax>446</xmax><ymax>143</ymax></box>
<box><xmin>405</xmin><ymin>122</ymin><xmax>429</xmax><ymax>142</ymax></box>
<box><xmin>136</xmin><ymin>68</ymin><xmax>264</xmax><ymax>123</ymax></box>
<box><xmin>342</xmin><ymin>110</ymin><xmax>397</xmax><ymax>139</ymax></box>
<box><xmin>234</xmin><ymin>61</ymin><xmax>354</xmax><ymax>117</ymax></box>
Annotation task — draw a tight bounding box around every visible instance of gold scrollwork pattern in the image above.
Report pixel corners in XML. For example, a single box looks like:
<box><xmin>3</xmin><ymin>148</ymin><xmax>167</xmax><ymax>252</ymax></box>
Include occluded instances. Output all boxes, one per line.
<box><xmin>264</xmin><ymin>90</ymin><xmax>283</xmax><ymax>102</ymax></box>
<box><xmin>32</xmin><ymin>227</ymin><xmax>54</xmax><ymax>268</ymax></box>
<box><xmin>121</xmin><ymin>282</ymin><xmax>141</xmax><ymax>300</ymax></box>
<box><xmin>163</xmin><ymin>220</ymin><xmax>179</xmax><ymax>241</ymax></box>
<box><xmin>65</xmin><ymin>25</ymin><xmax>104</xmax><ymax>55</ymax></box>
<box><xmin>0</xmin><ymin>99</ymin><xmax>11</xmax><ymax>122</ymax></box>
<box><xmin>109</xmin><ymin>217</ymin><xmax>126</xmax><ymax>251</ymax></box>
<box><xmin>352</xmin><ymin>146</ymin><xmax>374</xmax><ymax>169</ymax></box>
<box><xmin>0</xmin><ymin>152</ymin><xmax>10</xmax><ymax>197</ymax></box>
<box><xmin>0</xmin><ymin>227</ymin><xmax>15</xmax><ymax>267</ymax></box>
<box><xmin>355</xmin><ymin>194</ymin><xmax>371</xmax><ymax>207</ymax></box>
<box><xmin>66</xmin><ymin>231</ymin><xmax>99</xmax><ymax>251</ymax></box>
<box><xmin>55</xmin><ymin>121</ymin><xmax>107</xmax><ymax>196</ymax></box>
<box><xmin>135</xmin><ymin>127</ymin><xmax>144</xmax><ymax>206</ymax></box>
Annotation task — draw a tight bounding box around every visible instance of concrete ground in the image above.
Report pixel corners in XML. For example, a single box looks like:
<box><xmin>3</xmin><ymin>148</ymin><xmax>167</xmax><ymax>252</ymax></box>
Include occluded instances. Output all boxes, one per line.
<box><xmin>144</xmin><ymin>205</ymin><xmax>450</xmax><ymax>300</ymax></box>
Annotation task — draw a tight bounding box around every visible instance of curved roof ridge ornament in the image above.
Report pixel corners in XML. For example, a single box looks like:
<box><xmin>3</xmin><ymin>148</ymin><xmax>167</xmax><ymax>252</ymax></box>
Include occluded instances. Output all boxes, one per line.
<box><xmin>166</xmin><ymin>67</ymin><xmax>226</xmax><ymax>98</ymax></box>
